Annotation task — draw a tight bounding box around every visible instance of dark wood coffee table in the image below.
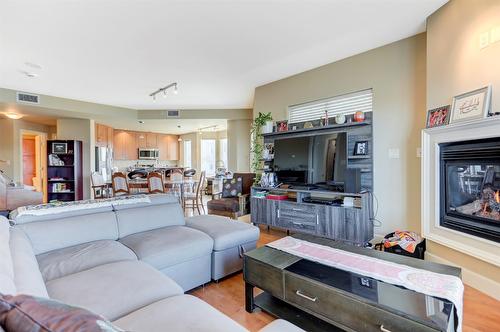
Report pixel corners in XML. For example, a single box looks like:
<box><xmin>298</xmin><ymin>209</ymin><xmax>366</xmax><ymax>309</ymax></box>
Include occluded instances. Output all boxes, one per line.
<box><xmin>244</xmin><ymin>234</ymin><xmax>461</xmax><ymax>332</ymax></box>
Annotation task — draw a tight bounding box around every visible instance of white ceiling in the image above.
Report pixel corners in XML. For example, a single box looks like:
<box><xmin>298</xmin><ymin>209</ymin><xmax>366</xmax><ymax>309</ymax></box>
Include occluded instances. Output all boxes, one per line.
<box><xmin>0</xmin><ymin>0</ymin><xmax>447</xmax><ymax>110</ymax></box>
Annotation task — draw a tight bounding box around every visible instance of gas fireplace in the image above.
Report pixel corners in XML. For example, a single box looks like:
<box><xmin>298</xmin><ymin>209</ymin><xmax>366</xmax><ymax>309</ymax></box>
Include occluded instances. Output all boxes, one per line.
<box><xmin>440</xmin><ymin>137</ymin><xmax>500</xmax><ymax>242</ymax></box>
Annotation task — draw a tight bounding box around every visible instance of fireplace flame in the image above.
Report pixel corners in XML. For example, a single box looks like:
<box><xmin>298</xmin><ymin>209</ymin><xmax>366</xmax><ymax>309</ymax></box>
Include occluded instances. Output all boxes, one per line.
<box><xmin>496</xmin><ymin>190</ymin><xmax>500</xmax><ymax>204</ymax></box>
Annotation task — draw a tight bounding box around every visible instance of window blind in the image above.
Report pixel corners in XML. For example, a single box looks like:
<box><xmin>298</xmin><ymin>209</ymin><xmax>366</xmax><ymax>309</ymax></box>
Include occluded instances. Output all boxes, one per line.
<box><xmin>288</xmin><ymin>89</ymin><xmax>373</xmax><ymax>124</ymax></box>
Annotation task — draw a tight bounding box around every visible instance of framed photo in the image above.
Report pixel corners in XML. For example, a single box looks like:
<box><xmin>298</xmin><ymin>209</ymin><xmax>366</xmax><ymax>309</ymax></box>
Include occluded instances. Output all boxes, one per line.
<box><xmin>450</xmin><ymin>86</ymin><xmax>491</xmax><ymax>123</ymax></box>
<box><xmin>426</xmin><ymin>105</ymin><xmax>451</xmax><ymax>128</ymax></box>
<box><xmin>276</xmin><ymin>120</ymin><xmax>288</xmax><ymax>132</ymax></box>
<box><xmin>354</xmin><ymin>141</ymin><xmax>368</xmax><ymax>156</ymax></box>
<box><xmin>52</xmin><ymin>142</ymin><xmax>68</xmax><ymax>154</ymax></box>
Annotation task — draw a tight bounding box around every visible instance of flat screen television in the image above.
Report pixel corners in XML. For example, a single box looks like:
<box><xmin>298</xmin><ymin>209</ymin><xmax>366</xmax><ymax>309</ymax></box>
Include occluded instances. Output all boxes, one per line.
<box><xmin>273</xmin><ymin>132</ymin><xmax>347</xmax><ymax>189</ymax></box>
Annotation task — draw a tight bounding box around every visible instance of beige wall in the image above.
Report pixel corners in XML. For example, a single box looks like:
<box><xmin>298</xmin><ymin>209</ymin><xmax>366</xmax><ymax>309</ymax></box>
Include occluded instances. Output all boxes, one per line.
<box><xmin>0</xmin><ymin>119</ymin><xmax>52</xmax><ymax>182</ymax></box>
<box><xmin>56</xmin><ymin>119</ymin><xmax>95</xmax><ymax>199</ymax></box>
<box><xmin>426</xmin><ymin>0</ymin><xmax>500</xmax><ymax>295</ymax></box>
<box><xmin>227</xmin><ymin>119</ymin><xmax>251</xmax><ymax>172</ymax></box>
<box><xmin>254</xmin><ymin>34</ymin><xmax>427</xmax><ymax>237</ymax></box>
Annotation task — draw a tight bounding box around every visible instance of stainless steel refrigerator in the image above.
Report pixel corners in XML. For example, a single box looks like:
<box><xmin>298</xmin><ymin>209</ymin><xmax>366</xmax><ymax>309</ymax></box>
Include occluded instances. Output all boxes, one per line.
<box><xmin>94</xmin><ymin>146</ymin><xmax>113</xmax><ymax>181</ymax></box>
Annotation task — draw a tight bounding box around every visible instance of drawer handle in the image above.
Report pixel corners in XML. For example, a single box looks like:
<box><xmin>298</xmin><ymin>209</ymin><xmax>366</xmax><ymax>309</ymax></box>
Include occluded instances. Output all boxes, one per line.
<box><xmin>380</xmin><ymin>325</ymin><xmax>392</xmax><ymax>332</ymax></box>
<box><xmin>295</xmin><ymin>290</ymin><xmax>317</xmax><ymax>302</ymax></box>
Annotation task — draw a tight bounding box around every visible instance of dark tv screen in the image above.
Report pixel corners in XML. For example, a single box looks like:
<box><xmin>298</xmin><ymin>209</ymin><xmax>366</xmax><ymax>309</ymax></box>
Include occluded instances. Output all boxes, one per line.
<box><xmin>273</xmin><ymin>132</ymin><xmax>347</xmax><ymax>186</ymax></box>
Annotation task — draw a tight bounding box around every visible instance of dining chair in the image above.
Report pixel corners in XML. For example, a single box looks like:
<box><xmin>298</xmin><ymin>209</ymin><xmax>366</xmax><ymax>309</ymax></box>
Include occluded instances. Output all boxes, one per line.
<box><xmin>147</xmin><ymin>172</ymin><xmax>165</xmax><ymax>194</ymax></box>
<box><xmin>91</xmin><ymin>172</ymin><xmax>110</xmax><ymax>199</ymax></box>
<box><xmin>165</xmin><ymin>169</ymin><xmax>183</xmax><ymax>199</ymax></box>
<box><xmin>111</xmin><ymin>172</ymin><xmax>130</xmax><ymax>196</ymax></box>
<box><xmin>184</xmin><ymin>171</ymin><xmax>206</xmax><ymax>214</ymax></box>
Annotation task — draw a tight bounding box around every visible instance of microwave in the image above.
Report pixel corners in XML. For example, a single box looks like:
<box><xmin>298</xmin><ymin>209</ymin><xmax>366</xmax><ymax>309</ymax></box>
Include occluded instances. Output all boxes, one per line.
<box><xmin>138</xmin><ymin>148</ymin><xmax>159</xmax><ymax>160</ymax></box>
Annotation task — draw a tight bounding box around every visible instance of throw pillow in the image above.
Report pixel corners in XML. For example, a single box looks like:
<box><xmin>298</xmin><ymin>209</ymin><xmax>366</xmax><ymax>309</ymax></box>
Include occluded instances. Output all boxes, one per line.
<box><xmin>0</xmin><ymin>294</ymin><xmax>123</xmax><ymax>332</ymax></box>
<box><xmin>222</xmin><ymin>177</ymin><xmax>243</xmax><ymax>198</ymax></box>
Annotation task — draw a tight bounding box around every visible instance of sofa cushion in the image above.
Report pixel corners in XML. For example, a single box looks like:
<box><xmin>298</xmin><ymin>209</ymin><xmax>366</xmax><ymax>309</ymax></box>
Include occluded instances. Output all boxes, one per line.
<box><xmin>0</xmin><ymin>218</ymin><xmax>16</xmax><ymax>295</ymax></box>
<box><xmin>207</xmin><ymin>198</ymin><xmax>240</xmax><ymax>212</ymax></box>
<box><xmin>37</xmin><ymin>240</ymin><xmax>137</xmax><ymax>282</ymax></box>
<box><xmin>9</xmin><ymin>228</ymin><xmax>48</xmax><ymax>298</ymax></box>
<box><xmin>119</xmin><ymin>226</ymin><xmax>213</xmax><ymax>269</ymax></box>
<box><xmin>46</xmin><ymin>261</ymin><xmax>183</xmax><ymax>321</ymax></box>
<box><xmin>113</xmin><ymin>294</ymin><xmax>247</xmax><ymax>332</ymax></box>
<box><xmin>114</xmin><ymin>201</ymin><xmax>185</xmax><ymax>238</ymax></box>
<box><xmin>0</xmin><ymin>294</ymin><xmax>122</xmax><ymax>332</ymax></box>
<box><xmin>16</xmin><ymin>211</ymin><xmax>119</xmax><ymax>255</ymax></box>
<box><xmin>186</xmin><ymin>215</ymin><xmax>260</xmax><ymax>251</ymax></box>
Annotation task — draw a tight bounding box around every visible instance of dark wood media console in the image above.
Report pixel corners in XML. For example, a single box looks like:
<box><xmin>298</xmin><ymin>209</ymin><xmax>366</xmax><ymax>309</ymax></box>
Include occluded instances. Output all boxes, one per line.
<box><xmin>244</xmin><ymin>234</ymin><xmax>460</xmax><ymax>332</ymax></box>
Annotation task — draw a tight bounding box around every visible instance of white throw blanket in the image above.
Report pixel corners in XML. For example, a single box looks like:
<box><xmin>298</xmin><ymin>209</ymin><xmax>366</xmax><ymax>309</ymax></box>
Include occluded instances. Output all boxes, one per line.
<box><xmin>11</xmin><ymin>195</ymin><xmax>152</xmax><ymax>219</ymax></box>
<box><xmin>267</xmin><ymin>236</ymin><xmax>464</xmax><ymax>332</ymax></box>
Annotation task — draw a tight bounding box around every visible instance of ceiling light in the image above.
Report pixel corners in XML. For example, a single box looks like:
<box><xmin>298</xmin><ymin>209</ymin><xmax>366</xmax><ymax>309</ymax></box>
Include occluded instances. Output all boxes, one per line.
<box><xmin>20</xmin><ymin>70</ymin><xmax>38</xmax><ymax>78</ymax></box>
<box><xmin>5</xmin><ymin>112</ymin><xmax>24</xmax><ymax>120</ymax></box>
<box><xmin>138</xmin><ymin>120</ymin><xmax>144</xmax><ymax>124</ymax></box>
<box><xmin>149</xmin><ymin>82</ymin><xmax>178</xmax><ymax>101</ymax></box>
<box><xmin>178</xmin><ymin>137</ymin><xmax>182</xmax><ymax>142</ymax></box>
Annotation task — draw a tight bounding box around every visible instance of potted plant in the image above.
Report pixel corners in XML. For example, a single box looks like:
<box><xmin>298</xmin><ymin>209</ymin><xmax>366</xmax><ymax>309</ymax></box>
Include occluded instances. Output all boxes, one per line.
<box><xmin>251</xmin><ymin>112</ymin><xmax>273</xmax><ymax>183</ymax></box>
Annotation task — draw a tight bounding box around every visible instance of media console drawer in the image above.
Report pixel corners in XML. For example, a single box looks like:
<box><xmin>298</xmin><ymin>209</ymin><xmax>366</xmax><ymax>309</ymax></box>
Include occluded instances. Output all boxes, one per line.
<box><xmin>284</xmin><ymin>272</ymin><xmax>437</xmax><ymax>332</ymax></box>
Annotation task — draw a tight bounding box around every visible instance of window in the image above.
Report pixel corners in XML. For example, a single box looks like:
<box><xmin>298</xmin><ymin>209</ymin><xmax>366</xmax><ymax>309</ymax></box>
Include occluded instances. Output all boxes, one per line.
<box><xmin>201</xmin><ymin>139</ymin><xmax>216</xmax><ymax>176</ymax></box>
<box><xmin>219</xmin><ymin>138</ymin><xmax>228</xmax><ymax>169</ymax></box>
<box><xmin>183</xmin><ymin>140</ymin><xmax>192</xmax><ymax>168</ymax></box>
<box><xmin>288</xmin><ymin>89</ymin><xmax>373</xmax><ymax>124</ymax></box>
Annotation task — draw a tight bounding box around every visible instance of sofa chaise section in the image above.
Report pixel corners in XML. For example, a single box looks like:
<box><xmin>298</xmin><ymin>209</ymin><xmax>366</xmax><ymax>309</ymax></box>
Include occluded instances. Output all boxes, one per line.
<box><xmin>46</xmin><ymin>260</ymin><xmax>183</xmax><ymax>321</ymax></box>
<box><xmin>187</xmin><ymin>214</ymin><xmax>260</xmax><ymax>280</ymax></box>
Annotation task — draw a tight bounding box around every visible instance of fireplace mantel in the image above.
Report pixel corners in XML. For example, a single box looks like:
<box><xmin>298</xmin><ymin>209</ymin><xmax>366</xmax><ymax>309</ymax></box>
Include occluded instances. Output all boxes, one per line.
<box><xmin>422</xmin><ymin>117</ymin><xmax>500</xmax><ymax>267</ymax></box>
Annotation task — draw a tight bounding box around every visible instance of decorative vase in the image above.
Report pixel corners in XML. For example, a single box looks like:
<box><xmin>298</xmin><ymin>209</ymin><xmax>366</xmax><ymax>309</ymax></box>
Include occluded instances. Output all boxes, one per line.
<box><xmin>354</xmin><ymin>111</ymin><xmax>365</xmax><ymax>122</ymax></box>
<box><xmin>262</xmin><ymin>120</ymin><xmax>274</xmax><ymax>134</ymax></box>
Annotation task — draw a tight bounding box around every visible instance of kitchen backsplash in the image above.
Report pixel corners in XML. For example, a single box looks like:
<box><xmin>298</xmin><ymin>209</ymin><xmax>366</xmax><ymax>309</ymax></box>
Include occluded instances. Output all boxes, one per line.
<box><xmin>113</xmin><ymin>160</ymin><xmax>179</xmax><ymax>171</ymax></box>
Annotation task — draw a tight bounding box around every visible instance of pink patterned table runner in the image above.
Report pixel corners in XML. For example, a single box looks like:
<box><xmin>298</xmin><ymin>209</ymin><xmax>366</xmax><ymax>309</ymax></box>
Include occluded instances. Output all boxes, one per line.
<box><xmin>267</xmin><ymin>236</ymin><xmax>463</xmax><ymax>332</ymax></box>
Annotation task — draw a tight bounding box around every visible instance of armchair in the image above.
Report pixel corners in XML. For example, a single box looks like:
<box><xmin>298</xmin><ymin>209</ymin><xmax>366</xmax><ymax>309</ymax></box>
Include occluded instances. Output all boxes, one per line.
<box><xmin>207</xmin><ymin>172</ymin><xmax>255</xmax><ymax>219</ymax></box>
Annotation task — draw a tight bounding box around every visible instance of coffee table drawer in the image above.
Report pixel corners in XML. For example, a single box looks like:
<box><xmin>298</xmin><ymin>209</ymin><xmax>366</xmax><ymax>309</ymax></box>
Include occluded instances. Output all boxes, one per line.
<box><xmin>284</xmin><ymin>273</ymin><xmax>437</xmax><ymax>332</ymax></box>
<box><xmin>244</xmin><ymin>257</ymin><xmax>284</xmax><ymax>299</ymax></box>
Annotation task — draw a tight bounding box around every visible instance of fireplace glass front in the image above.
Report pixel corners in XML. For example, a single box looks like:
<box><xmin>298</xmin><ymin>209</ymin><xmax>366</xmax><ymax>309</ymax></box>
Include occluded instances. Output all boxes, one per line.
<box><xmin>440</xmin><ymin>138</ymin><xmax>500</xmax><ymax>242</ymax></box>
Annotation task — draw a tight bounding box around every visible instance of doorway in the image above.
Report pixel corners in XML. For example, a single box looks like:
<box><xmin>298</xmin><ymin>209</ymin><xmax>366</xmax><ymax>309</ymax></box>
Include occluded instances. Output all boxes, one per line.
<box><xmin>20</xmin><ymin>131</ymin><xmax>48</xmax><ymax>202</ymax></box>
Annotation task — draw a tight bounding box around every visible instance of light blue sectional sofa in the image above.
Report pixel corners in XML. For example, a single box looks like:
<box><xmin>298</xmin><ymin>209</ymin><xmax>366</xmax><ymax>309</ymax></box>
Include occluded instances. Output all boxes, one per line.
<box><xmin>0</xmin><ymin>194</ymin><xmax>304</xmax><ymax>331</ymax></box>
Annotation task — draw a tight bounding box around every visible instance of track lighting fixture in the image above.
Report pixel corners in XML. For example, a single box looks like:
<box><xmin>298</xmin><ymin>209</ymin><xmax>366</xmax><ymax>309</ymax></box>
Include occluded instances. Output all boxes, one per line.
<box><xmin>149</xmin><ymin>83</ymin><xmax>178</xmax><ymax>101</ymax></box>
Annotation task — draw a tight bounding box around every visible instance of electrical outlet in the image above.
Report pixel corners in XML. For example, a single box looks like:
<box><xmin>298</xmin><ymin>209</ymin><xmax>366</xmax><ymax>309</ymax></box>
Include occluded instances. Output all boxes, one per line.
<box><xmin>490</xmin><ymin>26</ymin><xmax>500</xmax><ymax>44</ymax></box>
<box><xmin>480</xmin><ymin>31</ymin><xmax>490</xmax><ymax>49</ymax></box>
<box><xmin>388</xmin><ymin>148</ymin><xmax>400</xmax><ymax>159</ymax></box>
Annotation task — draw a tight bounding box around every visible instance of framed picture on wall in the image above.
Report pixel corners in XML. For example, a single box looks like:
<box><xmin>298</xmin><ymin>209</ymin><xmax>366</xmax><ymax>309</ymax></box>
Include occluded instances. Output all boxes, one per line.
<box><xmin>450</xmin><ymin>86</ymin><xmax>491</xmax><ymax>123</ymax></box>
<box><xmin>276</xmin><ymin>120</ymin><xmax>288</xmax><ymax>132</ymax></box>
<box><xmin>354</xmin><ymin>141</ymin><xmax>368</xmax><ymax>156</ymax></box>
<box><xmin>52</xmin><ymin>142</ymin><xmax>68</xmax><ymax>154</ymax></box>
<box><xmin>426</xmin><ymin>105</ymin><xmax>451</xmax><ymax>128</ymax></box>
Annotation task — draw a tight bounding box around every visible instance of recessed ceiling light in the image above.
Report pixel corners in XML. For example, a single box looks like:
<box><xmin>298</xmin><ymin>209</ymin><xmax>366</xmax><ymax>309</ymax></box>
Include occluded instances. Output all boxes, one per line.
<box><xmin>138</xmin><ymin>120</ymin><xmax>144</xmax><ymax>124</ymax></box>
<box><xmin>177</xmin><ymin>125</ymin><xmax>181</xmax><ymax>128</ymax></box>
<box><xmin>24</xmin><ymin>62</ymin><xmax>42</xmax><ymax>70</ymax></box>
<box><xmin>5</xmin><ymin>112</ymin><xmax>24</xmax><ymax>120</ymax></box>
<box><xmin>20</xmin><ymin>70</ymin><xmax>38</xmax><ymax>78</ymax></box>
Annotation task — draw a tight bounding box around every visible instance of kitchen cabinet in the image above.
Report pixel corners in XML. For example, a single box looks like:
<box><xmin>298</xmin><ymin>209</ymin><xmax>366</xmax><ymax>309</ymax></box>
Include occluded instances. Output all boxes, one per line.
<box><xmin>96</xmin><ymin>123</ymin><xmax>114</xmax><ymax>147</ymax></box>
<box><xmin>158</xmin><ymin>134</ymin><xmax>179</xmax><ymax>160</ymax></box>
<box><xmin>113</xmin><ymin>130</ymin><xmax>138</xmax><ymax>160</ymax></box>
<box><xmin>136</xmin><ymin>132</ymin><xmax>157</xmax><ymax>148</ymax></box>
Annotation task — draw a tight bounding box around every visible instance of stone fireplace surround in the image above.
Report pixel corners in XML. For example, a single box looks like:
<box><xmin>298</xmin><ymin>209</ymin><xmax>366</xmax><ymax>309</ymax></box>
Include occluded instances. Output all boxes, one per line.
<box><xmin>422</xmin><ymin>117</ymin><xmax>500</xmax><ymax>268</ymax></box>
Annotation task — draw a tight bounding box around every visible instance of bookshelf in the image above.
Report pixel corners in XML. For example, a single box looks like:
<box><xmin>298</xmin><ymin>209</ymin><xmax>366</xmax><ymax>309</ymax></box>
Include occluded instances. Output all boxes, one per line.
<box><xmin>46</xmin><ymin>140</ymin><xmax>83</xmax><ymax>202</ymax></box>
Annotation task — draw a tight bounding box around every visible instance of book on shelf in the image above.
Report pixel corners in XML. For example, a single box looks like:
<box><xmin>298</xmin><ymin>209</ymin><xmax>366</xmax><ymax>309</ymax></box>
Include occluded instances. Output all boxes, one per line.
<box><xmin>51</xmin><ymin>183</ymin><xmax>72</xmax><ymax>193</ymax></box>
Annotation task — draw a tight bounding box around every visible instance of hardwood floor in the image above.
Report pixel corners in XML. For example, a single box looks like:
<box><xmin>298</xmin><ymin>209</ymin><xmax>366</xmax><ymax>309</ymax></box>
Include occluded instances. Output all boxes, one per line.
<box><xmin>189</xmin><ymin>223</ymin><xmax>500</xmax><ymax>332</ymax></box>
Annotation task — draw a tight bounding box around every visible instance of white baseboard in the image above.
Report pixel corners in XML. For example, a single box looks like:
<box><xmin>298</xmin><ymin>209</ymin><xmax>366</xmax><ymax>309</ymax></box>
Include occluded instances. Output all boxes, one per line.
<box><xmin>425</xmin><ymin>252</ymin><xmax>500</xmax><ymax>301</ymax></box>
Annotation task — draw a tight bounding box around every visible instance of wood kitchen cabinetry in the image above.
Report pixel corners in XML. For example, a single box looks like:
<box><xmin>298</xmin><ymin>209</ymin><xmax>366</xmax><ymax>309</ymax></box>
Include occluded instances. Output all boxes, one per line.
<box><xmin>158</xmin><ymin>134</ymin><xmax>179</xmax><ymax>161</ymax></box>
<box><xmin>95</xmin><ymin>123</ymin><xmax>114</xmax><ymax>148</ymax></box>
<box><xmin>137</xmin><ymin>132</ymin><xmax>158</xmax><ymax>148</ymax></box>
<box><xmin>113</xmin><ymin>130</ymin><xmax>138</xmax><ymax>160</ymax></box>
<box><xmin>113</xmin><ymin>129</ymin><xmax>179</xmax><ymax>161</ymax></box>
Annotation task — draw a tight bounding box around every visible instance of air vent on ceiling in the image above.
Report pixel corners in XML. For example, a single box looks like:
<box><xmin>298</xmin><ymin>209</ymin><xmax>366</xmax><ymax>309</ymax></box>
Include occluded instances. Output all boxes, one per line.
<box><xmin>166</xmin><ymin>110</ymin><xmax>180</xmax><ymax>118</ymax></box>
<box><xmin>16</xmin><ymin>92</ymin><xmax>40</xmax><ymax>104</ymax></box>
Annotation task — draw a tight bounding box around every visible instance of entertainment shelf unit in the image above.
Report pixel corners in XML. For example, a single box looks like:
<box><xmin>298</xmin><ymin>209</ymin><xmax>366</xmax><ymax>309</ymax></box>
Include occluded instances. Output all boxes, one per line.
<box><xmin>251</xmin><ymin>187</ymin><xmax>373</xmax><ymax>246</ymax></box>
<box><xmin>46</xmin><ymin>140</ymin><xmax>83</xmax><ymax>202</ymax></box>
<box><xmin>253</xmin><ymin>112</ymin><xmax>374</xmax><ymax>245</ymax></box>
